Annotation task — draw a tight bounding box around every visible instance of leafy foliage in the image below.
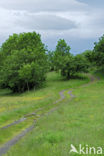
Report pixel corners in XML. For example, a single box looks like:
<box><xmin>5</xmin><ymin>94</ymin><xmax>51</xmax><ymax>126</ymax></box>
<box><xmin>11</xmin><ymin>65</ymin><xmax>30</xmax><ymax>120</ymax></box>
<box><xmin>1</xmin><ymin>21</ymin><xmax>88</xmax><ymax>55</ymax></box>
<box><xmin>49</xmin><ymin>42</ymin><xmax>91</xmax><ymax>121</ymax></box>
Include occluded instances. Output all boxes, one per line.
<box><xmin>0</xmin><ymin>32</ymin><xmax>47</xmax><ymax>92</ymax></box>
<box><xmin>54</xmin><ymin>39</ymin><xmax>71</xmax><ymax>71</ymax></box>
<box><xmin>93</xmin><ymin>35</ymin><xmax>104</xmax><ymax>68</ymax></box>
<box><xmin>54</xmin><ymin>39</ymin><xmax>89</xmax><ymax>79</ymax></box>
<box><xmin>82</xmin><ymin>50</ymin><xmax>94</xmax><ymax>63</ymax></box>
<box><xmin>47</xmin><ymin>51</ymin><xmax>54</xmax><ymax>71</ymax></box>
<box><xmin>61</xmin><ymin>54</ymin><xmax>89</xmax><ymax>79</ymax></box>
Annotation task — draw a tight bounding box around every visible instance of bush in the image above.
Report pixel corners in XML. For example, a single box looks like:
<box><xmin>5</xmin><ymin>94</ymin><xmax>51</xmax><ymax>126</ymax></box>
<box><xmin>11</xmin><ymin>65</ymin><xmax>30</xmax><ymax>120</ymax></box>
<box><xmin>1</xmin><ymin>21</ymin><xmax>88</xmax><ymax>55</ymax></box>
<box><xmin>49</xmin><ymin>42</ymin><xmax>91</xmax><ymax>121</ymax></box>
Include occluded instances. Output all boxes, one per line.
<box><xmin>61</xmin><ymin>54</ymin><xmax>89</xmax><ymax>79</ymax></box>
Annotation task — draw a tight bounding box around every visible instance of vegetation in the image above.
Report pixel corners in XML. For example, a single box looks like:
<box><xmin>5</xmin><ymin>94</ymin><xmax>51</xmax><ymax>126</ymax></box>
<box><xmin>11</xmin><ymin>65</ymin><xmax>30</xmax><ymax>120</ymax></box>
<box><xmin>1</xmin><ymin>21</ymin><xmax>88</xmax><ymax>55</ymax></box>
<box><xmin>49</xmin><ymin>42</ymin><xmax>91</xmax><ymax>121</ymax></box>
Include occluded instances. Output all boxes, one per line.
<box><xmin>93</xmin><ymin>35</ymin><xmax>104</xmax><ymax>69</ymax></box>
<box><xmin>1</xmin><ymin>32</ymin><xmax>103</xmax><ymax>92</ymax></box>
<box><xmin>53</xmin><ymin>39</ymin><xmax>89</xmax><ymax>79</ymax></box>
<box><xmin>0</xmin><ymin>31</ymin><xmax>104</xmax><ymax>155</ymax></box>
<box><xmin>47</xmin><ymin>51</ymin><xmax>55</xmax><ymax>71</ymax></box>
<box><xmin>1</xmin><ymin>71</ymin><xmax>104</xmax><ymax>156</ymax></box>
<box><xmin>0</xmin><ymin>72</ymin><xmax>89</xmax><ymax>145</ymax></box>
<box><xmin>82</xmin><ymin>50</ymin><xmax>94</xmax><ymax>63</ymax></box>
<box><xmin>0</xmin><ymin>32</ymin><xmax>47</xmax><ymax>92</ymax></box>
<box><xmin>54</xmin><ymin>39</ymin><xmax>71</xmax><ymax>71</ymax></box>
<box><xmin>61</xmin><ymin>54</ymin><xmax>89</xmax><ymax>79</ymax></box>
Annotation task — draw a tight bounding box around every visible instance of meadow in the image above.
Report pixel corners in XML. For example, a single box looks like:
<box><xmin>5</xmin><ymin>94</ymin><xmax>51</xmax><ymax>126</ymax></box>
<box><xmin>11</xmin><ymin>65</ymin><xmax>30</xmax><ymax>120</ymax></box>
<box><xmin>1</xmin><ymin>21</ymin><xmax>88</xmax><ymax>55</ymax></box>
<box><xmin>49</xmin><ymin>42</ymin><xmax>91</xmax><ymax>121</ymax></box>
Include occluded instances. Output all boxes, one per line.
<box><xmin>0</xmin><ymin>71</ymin><xmax>103</xmax><ymax>155</ymax></box>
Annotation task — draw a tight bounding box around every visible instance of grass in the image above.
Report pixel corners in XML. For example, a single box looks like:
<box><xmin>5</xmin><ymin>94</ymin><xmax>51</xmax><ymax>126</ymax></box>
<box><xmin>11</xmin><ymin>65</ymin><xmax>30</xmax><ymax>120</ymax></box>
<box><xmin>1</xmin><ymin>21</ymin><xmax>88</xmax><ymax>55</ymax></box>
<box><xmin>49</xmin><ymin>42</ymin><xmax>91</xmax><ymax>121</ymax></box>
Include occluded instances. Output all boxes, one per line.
<box><xmin>1</xmin><ymin>71</ymin><xmax>103</xmax><ymax>156</ymax></box>
<box><xmin>0</xmin><ymin>72</ymin><xmax>89</xmax><ymax>146</ymax></box>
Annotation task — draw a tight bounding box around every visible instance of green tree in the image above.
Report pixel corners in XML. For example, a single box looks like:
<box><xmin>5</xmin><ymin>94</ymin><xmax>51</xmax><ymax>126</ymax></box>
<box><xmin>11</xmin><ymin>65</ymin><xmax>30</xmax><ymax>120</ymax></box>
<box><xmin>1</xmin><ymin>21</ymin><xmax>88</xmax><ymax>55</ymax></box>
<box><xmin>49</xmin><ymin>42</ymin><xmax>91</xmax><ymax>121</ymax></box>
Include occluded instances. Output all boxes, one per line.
<box><xmin>82</xmin><ymin>50</ymin><xmax>94</xmax><ymax>63</ymax></box>
<box><xmin>0</xmin><ymin>32</ymin><xmax>47</xmax><ymax>92</ymax></box>
<box><xmin>47</xmin><ymin>51</ymin><xmax>55</xmax><ymax>71</ymax></box>
<box><xmin>81</xmin><ymin>50</ymin><xmax>96</xmax><ymax>71</ymax></box>
<box><xmin>93</xmin><ymin>35</ymin><xmax>104</xmax><ymax>68</ymax></box>
<box><xmin>54</xmin><ymin>39</ymin><xmax>71</xmax><ymax>71</ymax></box>
<box><xmin>61</xmin><ymin>54</ymin><xmax>89</xmax><ymax>79</ymax></box>
<box><xmin>54</xmin><ymin>39</ymin><xmax>89</xmax><ymax>79</ymax></box>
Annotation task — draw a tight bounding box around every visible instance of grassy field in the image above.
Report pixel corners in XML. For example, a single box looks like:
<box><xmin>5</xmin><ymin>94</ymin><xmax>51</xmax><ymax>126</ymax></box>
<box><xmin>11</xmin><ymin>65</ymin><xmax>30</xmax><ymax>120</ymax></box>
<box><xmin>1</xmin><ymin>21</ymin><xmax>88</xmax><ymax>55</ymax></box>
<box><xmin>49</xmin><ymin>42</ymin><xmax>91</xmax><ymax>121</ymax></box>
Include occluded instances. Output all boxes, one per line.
<box><xmin>0</xmin><ymin>71</ymin><xmax>104</xmax><ymax>155</ymax></box>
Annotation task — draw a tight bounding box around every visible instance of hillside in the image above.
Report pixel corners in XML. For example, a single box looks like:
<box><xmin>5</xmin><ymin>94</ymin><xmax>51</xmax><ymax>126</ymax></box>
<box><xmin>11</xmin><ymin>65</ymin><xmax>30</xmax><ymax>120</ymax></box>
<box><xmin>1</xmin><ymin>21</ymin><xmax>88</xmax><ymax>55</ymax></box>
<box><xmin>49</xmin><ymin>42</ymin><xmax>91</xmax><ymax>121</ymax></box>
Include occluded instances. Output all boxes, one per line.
<box><xmin>0</xmin><ymin>72</ymin><xmax>104</xmax><ymax>155</ymax></box>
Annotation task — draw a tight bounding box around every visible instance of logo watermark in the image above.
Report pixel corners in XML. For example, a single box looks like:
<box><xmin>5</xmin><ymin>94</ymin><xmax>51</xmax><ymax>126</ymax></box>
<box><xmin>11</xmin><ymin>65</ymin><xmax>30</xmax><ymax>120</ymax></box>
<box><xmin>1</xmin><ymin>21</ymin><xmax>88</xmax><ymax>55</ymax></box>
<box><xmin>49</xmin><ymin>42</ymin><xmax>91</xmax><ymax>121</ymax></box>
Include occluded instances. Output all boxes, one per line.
<box><xmin>70</xmin><ymin>144</ymin><xmax>103</xmax><ymax>155</ymax></box>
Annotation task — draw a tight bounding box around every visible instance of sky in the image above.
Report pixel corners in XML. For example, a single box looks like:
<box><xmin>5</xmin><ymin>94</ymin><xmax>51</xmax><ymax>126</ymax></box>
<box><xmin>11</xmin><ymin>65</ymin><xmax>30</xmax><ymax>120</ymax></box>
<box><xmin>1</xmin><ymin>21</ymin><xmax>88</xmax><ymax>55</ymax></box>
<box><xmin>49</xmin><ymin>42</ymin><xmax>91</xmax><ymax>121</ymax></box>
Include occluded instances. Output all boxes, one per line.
<box><xmin>0</xmin><ymin>0</ymin><xmax>104</xmax><ymax>54</ymax></box>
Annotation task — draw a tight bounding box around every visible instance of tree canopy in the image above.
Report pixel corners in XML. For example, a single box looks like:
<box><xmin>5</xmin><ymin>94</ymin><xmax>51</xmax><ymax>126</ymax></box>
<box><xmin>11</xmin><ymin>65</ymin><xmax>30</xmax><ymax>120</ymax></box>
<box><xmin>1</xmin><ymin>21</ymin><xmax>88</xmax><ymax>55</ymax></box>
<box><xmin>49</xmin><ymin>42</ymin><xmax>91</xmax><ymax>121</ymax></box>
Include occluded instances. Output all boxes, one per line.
<box><xmin>93</xmin><ymin>35</ymin><xmax>104</xmax><ymax>68</ymax></box>
<box><xmin>0</xmin><ymin>32</ymin><xmax>101</xmax><ymax>92</ymax></box>
<box><xmin>54</xmin><ymin>39</ymin><xmax>71</xmax><ymax>71</ymax></box>
<box><xmin>0</xmin><ymin>32</ymin><xmax>47</xmax><ymax>92</ymax></box>
<box><xmin>53</xmin><ymin>39</ymin><xmax>89</xmax><ymax>79</ymax></box>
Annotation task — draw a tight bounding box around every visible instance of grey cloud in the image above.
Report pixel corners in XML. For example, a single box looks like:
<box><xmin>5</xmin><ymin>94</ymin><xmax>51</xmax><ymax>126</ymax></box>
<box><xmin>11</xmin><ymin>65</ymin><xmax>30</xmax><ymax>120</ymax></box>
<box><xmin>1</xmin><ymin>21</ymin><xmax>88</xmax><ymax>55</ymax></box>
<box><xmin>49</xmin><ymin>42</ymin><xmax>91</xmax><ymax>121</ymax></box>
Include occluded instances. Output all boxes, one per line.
<box><xmin>0</xmin><ymin>0</ymin><xmax>87</xmax><ymax>12</ymax></box>
<box><xmin>16</xmin><ymin>14</ymin><xmax>77</xmax><ymax>30</ymax></box>
<box><xmin>0</xmin><ymin>0</ymin><xmax>103</xmax><ymax>54</ymax></box>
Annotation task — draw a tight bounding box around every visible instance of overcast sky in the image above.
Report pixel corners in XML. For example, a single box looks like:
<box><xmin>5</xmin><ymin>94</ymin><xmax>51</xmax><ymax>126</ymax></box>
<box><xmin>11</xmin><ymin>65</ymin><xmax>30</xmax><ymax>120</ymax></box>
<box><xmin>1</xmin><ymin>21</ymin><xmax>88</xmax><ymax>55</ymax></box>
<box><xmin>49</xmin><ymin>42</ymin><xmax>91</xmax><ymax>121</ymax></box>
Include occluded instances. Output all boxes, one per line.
<box><xmin>0</xmin><ymin>0</ymin><xmax>104</xmax><ymax>54</ymax></box>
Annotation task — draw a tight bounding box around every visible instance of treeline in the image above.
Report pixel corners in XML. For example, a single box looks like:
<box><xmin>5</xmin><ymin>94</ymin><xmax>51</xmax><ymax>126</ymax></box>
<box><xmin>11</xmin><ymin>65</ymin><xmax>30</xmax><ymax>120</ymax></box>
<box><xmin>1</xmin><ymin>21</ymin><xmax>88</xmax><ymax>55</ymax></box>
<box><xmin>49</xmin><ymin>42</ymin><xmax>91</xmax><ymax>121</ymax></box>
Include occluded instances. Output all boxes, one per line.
<box><xmin>48</xmin><ymin>39</ymin><xmax>91</xmax><ymax>79</ymax></box>
<box><xmin>48</xmin><ymin>37</ymin><xmax>104</xmax><ymax>77</ymax></box>
<box><xmin>0</xmin><ymin>31</ymin><xmax>103</xmax><ymax>92</ymax></box>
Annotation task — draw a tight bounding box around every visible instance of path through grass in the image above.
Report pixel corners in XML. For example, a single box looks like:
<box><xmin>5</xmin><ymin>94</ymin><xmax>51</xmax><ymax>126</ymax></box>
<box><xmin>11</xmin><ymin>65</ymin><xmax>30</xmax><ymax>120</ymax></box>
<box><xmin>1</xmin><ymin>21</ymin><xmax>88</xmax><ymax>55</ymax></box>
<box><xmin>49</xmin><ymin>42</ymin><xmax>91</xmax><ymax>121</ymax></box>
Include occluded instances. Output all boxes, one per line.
<box><xmin>1</xmin><ymin>71</ymin><xmax>101</xmax><ymax>156</ymax></box>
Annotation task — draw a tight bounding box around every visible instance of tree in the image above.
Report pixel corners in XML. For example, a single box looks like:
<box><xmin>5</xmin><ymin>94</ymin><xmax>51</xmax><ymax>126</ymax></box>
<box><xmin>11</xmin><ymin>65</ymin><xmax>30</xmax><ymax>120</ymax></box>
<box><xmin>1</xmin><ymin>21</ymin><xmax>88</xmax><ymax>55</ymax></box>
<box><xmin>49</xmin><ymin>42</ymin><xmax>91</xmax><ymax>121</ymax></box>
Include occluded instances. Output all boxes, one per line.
<box><xmin>53</xmin><ymin>39</ymin><xmax>89</xmax><ymax>79</ymax></box>
<box><xmin>61</xmin><ymin>54</ymin><xmax>89</xmax><ymax>79</ymax></box>
<box><xmin>0</xmin><ymin>32</ymin><xmax>47</xmax><ymax>92</ymax></box>
<box><xmin>93</xmin><ymin>35</ymin><xmax>104</xmax><ymax>68</ymax></box>
<box><xmin>82</xmin><ymin>50</ymin><xmax>94</xmax><ymax>63</ymax></box>
<box><xmin>47</xmin><ymin>51</ymin><xmax>55</xmax><ymax>71</ymax></box>
<box><xmin>54</xmin><ymin>39</ymin><xmax>71</xmax><ymax>71</ymax></box>
<box><xmin>74</xmin><ymin>54</ymin><xmax>89</xmax><ymax>73</ymax></box>
<box><xmin>81</xmin><ymin>50</ymin><xmax>96</xmax><ymax>71</ymax></box>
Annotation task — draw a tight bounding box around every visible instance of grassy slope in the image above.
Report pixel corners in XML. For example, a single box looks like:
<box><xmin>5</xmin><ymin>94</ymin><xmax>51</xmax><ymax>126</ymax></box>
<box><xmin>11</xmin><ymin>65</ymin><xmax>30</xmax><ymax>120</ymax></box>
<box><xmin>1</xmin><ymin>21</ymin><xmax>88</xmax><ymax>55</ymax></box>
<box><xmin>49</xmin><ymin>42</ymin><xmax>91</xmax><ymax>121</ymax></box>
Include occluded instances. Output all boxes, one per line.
<box><xmin>4</xmin><ymin>71</ymin><xmax>104</xmax><ymax>156</ymax></box>
<box><xmin>1</xmin><ymin>71</ymin><xmax>104</xmax><ymax>156</ymax></box>
<box><xmin>0</xmin><ymin>72</ymin><xmax>89</xmax><ymax>146</ymax></box>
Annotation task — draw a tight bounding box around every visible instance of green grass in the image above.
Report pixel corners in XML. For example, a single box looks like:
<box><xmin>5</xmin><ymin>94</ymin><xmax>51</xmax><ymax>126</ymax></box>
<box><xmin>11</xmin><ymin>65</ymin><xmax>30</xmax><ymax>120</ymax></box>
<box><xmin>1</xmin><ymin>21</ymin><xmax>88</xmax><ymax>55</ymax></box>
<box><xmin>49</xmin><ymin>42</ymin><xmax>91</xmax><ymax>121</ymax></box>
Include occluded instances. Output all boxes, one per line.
<box><xmin>1</xmin><ymin>71</ymin><xmax>103</xmax><ymax>156</ymax></box>
<box><xmin>0</xmin><ymin>72</ymin><xmax>89</xmax><ymax>146</ymax></box>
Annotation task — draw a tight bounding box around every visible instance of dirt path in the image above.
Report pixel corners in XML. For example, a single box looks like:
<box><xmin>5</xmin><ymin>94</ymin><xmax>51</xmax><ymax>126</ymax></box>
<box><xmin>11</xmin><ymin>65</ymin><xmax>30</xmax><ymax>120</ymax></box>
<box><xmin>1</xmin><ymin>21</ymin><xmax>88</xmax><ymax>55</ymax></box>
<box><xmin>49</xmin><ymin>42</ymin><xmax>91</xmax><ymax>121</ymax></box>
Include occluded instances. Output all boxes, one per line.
<box><xmin>0</xmin><ymin>74</ymin><xmax>99</xmax><ymax>156</ymax></box>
